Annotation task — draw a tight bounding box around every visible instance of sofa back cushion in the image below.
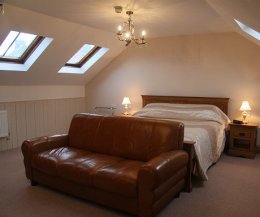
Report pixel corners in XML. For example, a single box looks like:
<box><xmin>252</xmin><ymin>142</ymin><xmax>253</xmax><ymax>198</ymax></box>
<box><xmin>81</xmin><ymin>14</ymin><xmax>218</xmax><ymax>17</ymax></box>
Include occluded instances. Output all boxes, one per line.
<box><xmin>68</xmin><ymin>114</ymin><xmax>184</xmax><ymax>161</ymax></box>
<box><xmin>68</xmin><ymin>114</ymin><xmax>103</xmax><ymax>151</ymax></box>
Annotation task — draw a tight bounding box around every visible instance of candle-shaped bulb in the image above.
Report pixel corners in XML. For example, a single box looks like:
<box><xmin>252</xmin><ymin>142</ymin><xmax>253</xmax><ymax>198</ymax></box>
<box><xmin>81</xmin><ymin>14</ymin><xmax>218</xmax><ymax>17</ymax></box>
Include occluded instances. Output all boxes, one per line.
<box><xmin>118</xmin><ymin>25</ymin><xmax>122</xmax><ymax>32</ymax></box>
<box><xmin>125</xmin><ymin>32</ymin><xmax>130</xmax><ymax>39</ymax></box>
<box><xmin>141</xmin><ymin>30</ymin><xmax>146</xmax><ymax>37</ymax></box>
<box><xmin>0</xmin><ymin>3</ymin><xmax>4</xmax><ymax>15</ymax></box>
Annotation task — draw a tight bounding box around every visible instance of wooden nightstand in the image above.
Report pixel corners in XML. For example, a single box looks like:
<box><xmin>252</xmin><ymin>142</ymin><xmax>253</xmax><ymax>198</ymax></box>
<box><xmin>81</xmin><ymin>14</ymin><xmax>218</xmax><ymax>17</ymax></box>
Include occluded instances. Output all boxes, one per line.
<box><xmin>228</xmin><ymin>123</ymin><xmax>258</xmax><ymax>158</ymax></box>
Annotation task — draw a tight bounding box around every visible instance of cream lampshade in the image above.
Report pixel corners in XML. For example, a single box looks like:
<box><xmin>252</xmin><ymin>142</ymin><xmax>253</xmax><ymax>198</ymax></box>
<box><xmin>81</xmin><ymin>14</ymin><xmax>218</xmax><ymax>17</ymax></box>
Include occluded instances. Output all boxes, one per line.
<box><xmin>122</xmin><ymin>97</ymin><xmax>131</xmax><ymax>115</ymax></box>
<box><xmin>240</xmin><ymin>101</ymin><xmax>251</xmax><ymax>124</ymax></box>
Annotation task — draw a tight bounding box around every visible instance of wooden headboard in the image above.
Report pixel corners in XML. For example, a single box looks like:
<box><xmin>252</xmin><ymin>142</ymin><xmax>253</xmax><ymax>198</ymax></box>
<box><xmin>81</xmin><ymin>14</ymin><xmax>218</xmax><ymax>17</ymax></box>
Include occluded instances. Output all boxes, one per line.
<box><xmin>142</xmin><ymin>95</ymin><xmax>229</xmax><ymax>115</ymax></box>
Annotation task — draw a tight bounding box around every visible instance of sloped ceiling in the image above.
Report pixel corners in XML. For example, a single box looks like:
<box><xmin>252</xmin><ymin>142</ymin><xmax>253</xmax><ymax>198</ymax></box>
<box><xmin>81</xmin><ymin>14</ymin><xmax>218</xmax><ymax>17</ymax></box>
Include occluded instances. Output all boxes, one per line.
<box><xmin>1</xmin><ymin>0</ymin><xmax>259</xmax><ymax>85</ymax></box>
<box><xmin>0</xmin><ymin>4</ymin><xmax>125</xmax><ymax>85</ymax></box>
<box><xmin>206</xmin><ymin>0</ymin><xmax>260</xmax><ymax>46</ymax></box>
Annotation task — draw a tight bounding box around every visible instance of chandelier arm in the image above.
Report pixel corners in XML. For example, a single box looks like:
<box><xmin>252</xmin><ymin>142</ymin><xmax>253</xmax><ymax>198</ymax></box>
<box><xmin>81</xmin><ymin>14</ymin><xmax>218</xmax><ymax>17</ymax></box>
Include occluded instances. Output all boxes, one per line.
<box><xmin>134</xmin><ymin>38</ymin><xmax>146</xmax><ymax>45</ymax></box>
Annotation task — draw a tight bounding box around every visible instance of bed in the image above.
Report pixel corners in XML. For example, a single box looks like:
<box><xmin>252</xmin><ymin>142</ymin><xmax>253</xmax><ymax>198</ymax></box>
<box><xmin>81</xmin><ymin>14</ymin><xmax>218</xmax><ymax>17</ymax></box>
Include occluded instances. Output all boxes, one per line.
<box><xmin>133</xmin><ymin>95</ymin><xmax>230</xmax><ymax>183</ymax></box>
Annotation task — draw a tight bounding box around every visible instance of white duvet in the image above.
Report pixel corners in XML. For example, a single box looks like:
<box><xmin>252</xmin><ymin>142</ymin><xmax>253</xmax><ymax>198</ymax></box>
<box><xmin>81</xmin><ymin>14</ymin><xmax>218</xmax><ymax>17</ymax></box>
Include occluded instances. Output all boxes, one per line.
<box><xmin>133</xmin><ymin>103</ymin><xmax>230</xmax><ymax>180</ymax></box>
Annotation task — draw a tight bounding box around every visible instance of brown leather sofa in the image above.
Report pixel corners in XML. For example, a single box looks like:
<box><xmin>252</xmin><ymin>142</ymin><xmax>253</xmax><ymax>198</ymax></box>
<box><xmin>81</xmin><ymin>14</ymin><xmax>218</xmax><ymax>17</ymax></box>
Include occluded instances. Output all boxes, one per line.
<box><xmin>22</xmin><ymin>113</ymin><xmax>189</xmax><ymax>217</ymax></box>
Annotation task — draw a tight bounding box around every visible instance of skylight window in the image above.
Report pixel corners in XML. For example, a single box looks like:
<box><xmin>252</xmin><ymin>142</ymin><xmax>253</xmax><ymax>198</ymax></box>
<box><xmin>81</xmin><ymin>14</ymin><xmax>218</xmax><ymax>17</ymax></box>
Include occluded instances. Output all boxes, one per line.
<box><xmin>0</xmin><ymin>30</ymin><xmax>53</xmax><ymax>71</ymax></box>
<box><xmin>0</xmin><ymin>31</ymin><xmax>43</xmax><ymax>63</ymax></box>
<box><xmin>66</xmin><ymin>44</ymin><xmax>95</xmax><ymax>65</ymax></box>
<box><xmin>234</xmin><ymin>19</ymin><xmax>260</xmax><ymax>41</ymax></box>
<box><xmin>65</xmin><ymin>44</ymin><xmax>102</xmax><ymax>68</ymax></box>
<box><xmin>59</xmin><ymin>43</ymin><xmax>109</xmax><ymax>74</ymax></box>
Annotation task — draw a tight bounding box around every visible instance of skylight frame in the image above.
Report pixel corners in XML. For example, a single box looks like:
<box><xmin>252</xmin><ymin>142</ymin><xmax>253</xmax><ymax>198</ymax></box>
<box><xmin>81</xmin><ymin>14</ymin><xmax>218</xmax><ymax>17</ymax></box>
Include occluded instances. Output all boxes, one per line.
<box><xmin>65</xmin><ymin>45</ymin><xmax>102</xmax><ymax>68</ymax></box>
<box><xmin>58</xmin><ymin>44</ymin><xmax>109</xmax><ymax>74</ymax></box>
<box><xmin>234</xmin><ymin>19</ymin><xmax>260</xmax><ymax>41</ymax></box>
<box><xmin>0</xmin><ymin>31</ymin><xmax>44</xmax><ymax>64</ymax></box>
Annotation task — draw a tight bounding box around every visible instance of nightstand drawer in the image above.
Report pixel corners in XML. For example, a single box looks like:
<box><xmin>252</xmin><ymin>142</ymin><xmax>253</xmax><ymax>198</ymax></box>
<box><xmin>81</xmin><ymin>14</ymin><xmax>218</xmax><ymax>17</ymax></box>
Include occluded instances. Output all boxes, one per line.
<box><xmin>228</xmin><ymin>123</ymin><xmax>258</xmax><ymax>159</ymax></box>
<box><xmin>233</xmin><ymin>130</ymin><xmax>252</xmax><ymax>139</ymax></box>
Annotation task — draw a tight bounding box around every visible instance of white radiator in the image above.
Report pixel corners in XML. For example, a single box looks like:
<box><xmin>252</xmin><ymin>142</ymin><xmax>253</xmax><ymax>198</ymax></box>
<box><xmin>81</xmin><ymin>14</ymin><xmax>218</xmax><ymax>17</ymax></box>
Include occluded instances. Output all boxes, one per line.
<box><xmin>0</xmin><ymin>110</ymin><xmax>8</xmax><ymax>138</ymax></box>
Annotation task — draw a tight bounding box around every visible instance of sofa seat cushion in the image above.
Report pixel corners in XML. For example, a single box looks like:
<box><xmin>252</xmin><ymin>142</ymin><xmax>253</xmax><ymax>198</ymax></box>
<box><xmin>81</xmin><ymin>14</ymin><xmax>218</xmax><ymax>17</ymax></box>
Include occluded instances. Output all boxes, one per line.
<box><xmin>93</xmin><ymin>160</ymin><xmax>144</xmax><ymax>198</ymax></box>
<box><xmin>32</xmin><ymin>147</ymin><xmax>91</xmax><ymax>176</ymax></box>
<box><xmin>57</xmin><ymin>153</ymin><xmax>124</xmax><ymax>186</ymax></box>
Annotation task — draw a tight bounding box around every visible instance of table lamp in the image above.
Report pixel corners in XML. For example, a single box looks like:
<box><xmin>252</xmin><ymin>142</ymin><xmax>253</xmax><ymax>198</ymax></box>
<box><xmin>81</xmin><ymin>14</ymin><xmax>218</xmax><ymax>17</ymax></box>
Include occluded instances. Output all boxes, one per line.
<box><xmin>122</xmin><ymin>97</ymin><xmax>131</xmax><ymax>115</ymax></box>
<box><xmin>240</xmin><ymin>101</ymin><xmax>251</xmax><ymax>124</ymax></box>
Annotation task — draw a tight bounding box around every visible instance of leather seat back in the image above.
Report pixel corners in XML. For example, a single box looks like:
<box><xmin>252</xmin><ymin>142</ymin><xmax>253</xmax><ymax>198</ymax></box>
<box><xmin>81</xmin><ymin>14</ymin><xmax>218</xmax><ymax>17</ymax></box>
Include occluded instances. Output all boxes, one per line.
<box><xmin>68</xmin><ymin>114</ymin><xmax>184</xmax><ymax>161</ymax></box>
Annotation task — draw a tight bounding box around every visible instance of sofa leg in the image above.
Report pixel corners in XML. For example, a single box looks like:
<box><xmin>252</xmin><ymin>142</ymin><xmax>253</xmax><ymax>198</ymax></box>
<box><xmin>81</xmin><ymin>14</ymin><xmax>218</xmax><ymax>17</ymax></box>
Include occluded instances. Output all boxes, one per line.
<box><xmin>183</xmin><ymin>141</ymin><xmax>195</xmax><ymax>193</ymax></box>
<box><xmin>31</xmin><ymin>180</ymin><xmax>38</xmax><ymax>186</ymax></box>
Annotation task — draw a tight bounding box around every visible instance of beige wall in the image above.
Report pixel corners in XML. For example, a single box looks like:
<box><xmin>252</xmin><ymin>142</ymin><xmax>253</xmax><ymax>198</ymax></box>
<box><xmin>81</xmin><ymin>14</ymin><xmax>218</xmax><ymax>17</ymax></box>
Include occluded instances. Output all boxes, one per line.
<box><xmin>0</xmin><ymin>85</ymin><xmax>85</xmax><ymax>102</ymax></box>
<box><xmin>86</xmin><ymin>32</ymin><xmax>260</xmax><ymax>145</ymax></box>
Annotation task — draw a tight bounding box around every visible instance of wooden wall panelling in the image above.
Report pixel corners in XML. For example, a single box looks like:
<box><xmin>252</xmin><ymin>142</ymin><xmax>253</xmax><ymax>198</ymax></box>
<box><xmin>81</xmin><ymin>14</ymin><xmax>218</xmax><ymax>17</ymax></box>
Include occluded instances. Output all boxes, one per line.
<box><xmin>67</xmin><ymin>98</ymin><xmax>77</xmax><ymax>131</ymax></box>
<box><xmin>0</xmin><ymin>103</ymin><xmax>7</xmax><ymax>151</ymax></box>
<box><xmin>79</xmin><ymin>98</ymin><xmax>86</xmax><ymax>113</ymax></box>
<box><xmin>0</xmin><ymin>97</ymin><xmax>86</xmax><ymax>152</ymax></box>
<box><xmin>34</xmin><ymin>100</ymin><xmax>45</xmax><ymax>137</ymax></box>
<box><xmin>72</xmin><ymin>98</ymin><xmax>83</xmax><ymax>114</ymax></box>
<box><xmin>44</xmin><ymin>100</ymin><xmax>56</xmax><ymax>136</ymax></box>
<box><xmin>25</xmin><ymin>101</ymin><xmax>36</xmax><ymax>139</ymax></box>
<box><xmin>70</xmin><ymin>98</ymin><xmax>86</xmax><ymax>124</ymax></box>
<box><xmin>55</xmin><ymin>98</ymin><xmax>70</xmax><ymax>134</ymax></box>
<box><xmin>5</xmin><ymin>102</ymin><xmax>17</xmax><ymax>149</ymax></box>
<box><xmin>65</xmin><ymin>98</ymin><xmax>73</xmax><ymax>132</ymax></box>
<box><xmin>16</xmin><ymin>101</ymin><xmax>27</xmax><ymax>148</ymax></box>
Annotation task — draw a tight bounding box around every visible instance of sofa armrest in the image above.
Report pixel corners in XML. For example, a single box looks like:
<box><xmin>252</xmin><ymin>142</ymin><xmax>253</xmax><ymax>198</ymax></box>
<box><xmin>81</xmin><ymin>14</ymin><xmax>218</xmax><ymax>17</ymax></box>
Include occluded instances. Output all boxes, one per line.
<box><xmin>21</xmin><ymin>134</ymin><xmax>69</xmax><ymax>180</ymax></box>
<box><xmin>22</xmin><ymin>134</ymin><xmax>69</xmax><ymax>155</ymax></box>
<box><xmin>139</xmin><ymin>150</ymin><xmax>188</xmax><ymax>189</ymax></box>
<box><xmin>138</xmin><ymin>150</ymin><xmax>188</xmax><ymax>217</ymax></box>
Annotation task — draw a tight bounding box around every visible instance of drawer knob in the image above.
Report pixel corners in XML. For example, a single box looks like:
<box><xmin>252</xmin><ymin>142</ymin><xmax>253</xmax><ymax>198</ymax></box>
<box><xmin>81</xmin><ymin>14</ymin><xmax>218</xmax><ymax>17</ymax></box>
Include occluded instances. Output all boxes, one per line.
<box><xmin>239</xmin><ymin>132</ymin><xmax>245</xmax><ymax>137</ymax></box>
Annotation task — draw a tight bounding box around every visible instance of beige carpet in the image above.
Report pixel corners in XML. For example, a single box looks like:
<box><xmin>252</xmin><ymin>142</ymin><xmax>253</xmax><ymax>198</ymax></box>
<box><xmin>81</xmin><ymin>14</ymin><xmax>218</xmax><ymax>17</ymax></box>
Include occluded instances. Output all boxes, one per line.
<box><xmin>0</xmin><ymin>148</ymin><xmax>260</xmax><ymax>217</ymax></box>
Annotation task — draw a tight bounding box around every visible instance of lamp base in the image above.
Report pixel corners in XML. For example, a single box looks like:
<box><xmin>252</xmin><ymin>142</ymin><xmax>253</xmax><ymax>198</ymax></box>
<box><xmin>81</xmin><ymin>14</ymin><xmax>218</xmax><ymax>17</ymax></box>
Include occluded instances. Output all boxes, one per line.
<box><xmin>242</xmin><ymin>113</ymin><xmax>248</xmax><ymax>124</ymax></box>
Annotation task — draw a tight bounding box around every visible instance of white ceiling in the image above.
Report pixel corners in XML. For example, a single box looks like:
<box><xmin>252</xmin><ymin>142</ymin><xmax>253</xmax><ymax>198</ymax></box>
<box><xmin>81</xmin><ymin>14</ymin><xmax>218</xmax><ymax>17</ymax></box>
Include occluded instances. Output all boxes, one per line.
<box><xmin>5</xmin><ymin>0</ymin><xmax>260</xmax><ymax>41</ymax></box>
<box><xmin>5</xmin><ymin>0</ymin><xmax>234</xmax><ymax>38</ymax></box>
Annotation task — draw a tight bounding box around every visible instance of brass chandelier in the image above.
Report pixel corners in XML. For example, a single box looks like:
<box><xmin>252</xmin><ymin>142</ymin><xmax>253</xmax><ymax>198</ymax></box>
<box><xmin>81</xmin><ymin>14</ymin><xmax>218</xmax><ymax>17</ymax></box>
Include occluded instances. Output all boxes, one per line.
<box><xmin>115</xmin><ymin>7</ymin><xmax>147</xmax><ymax>47</ymax></box>
<box><xmin>0</xmin><ymin>0</ymin><xmax>4</xmax><ymax>15</ymax></box>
